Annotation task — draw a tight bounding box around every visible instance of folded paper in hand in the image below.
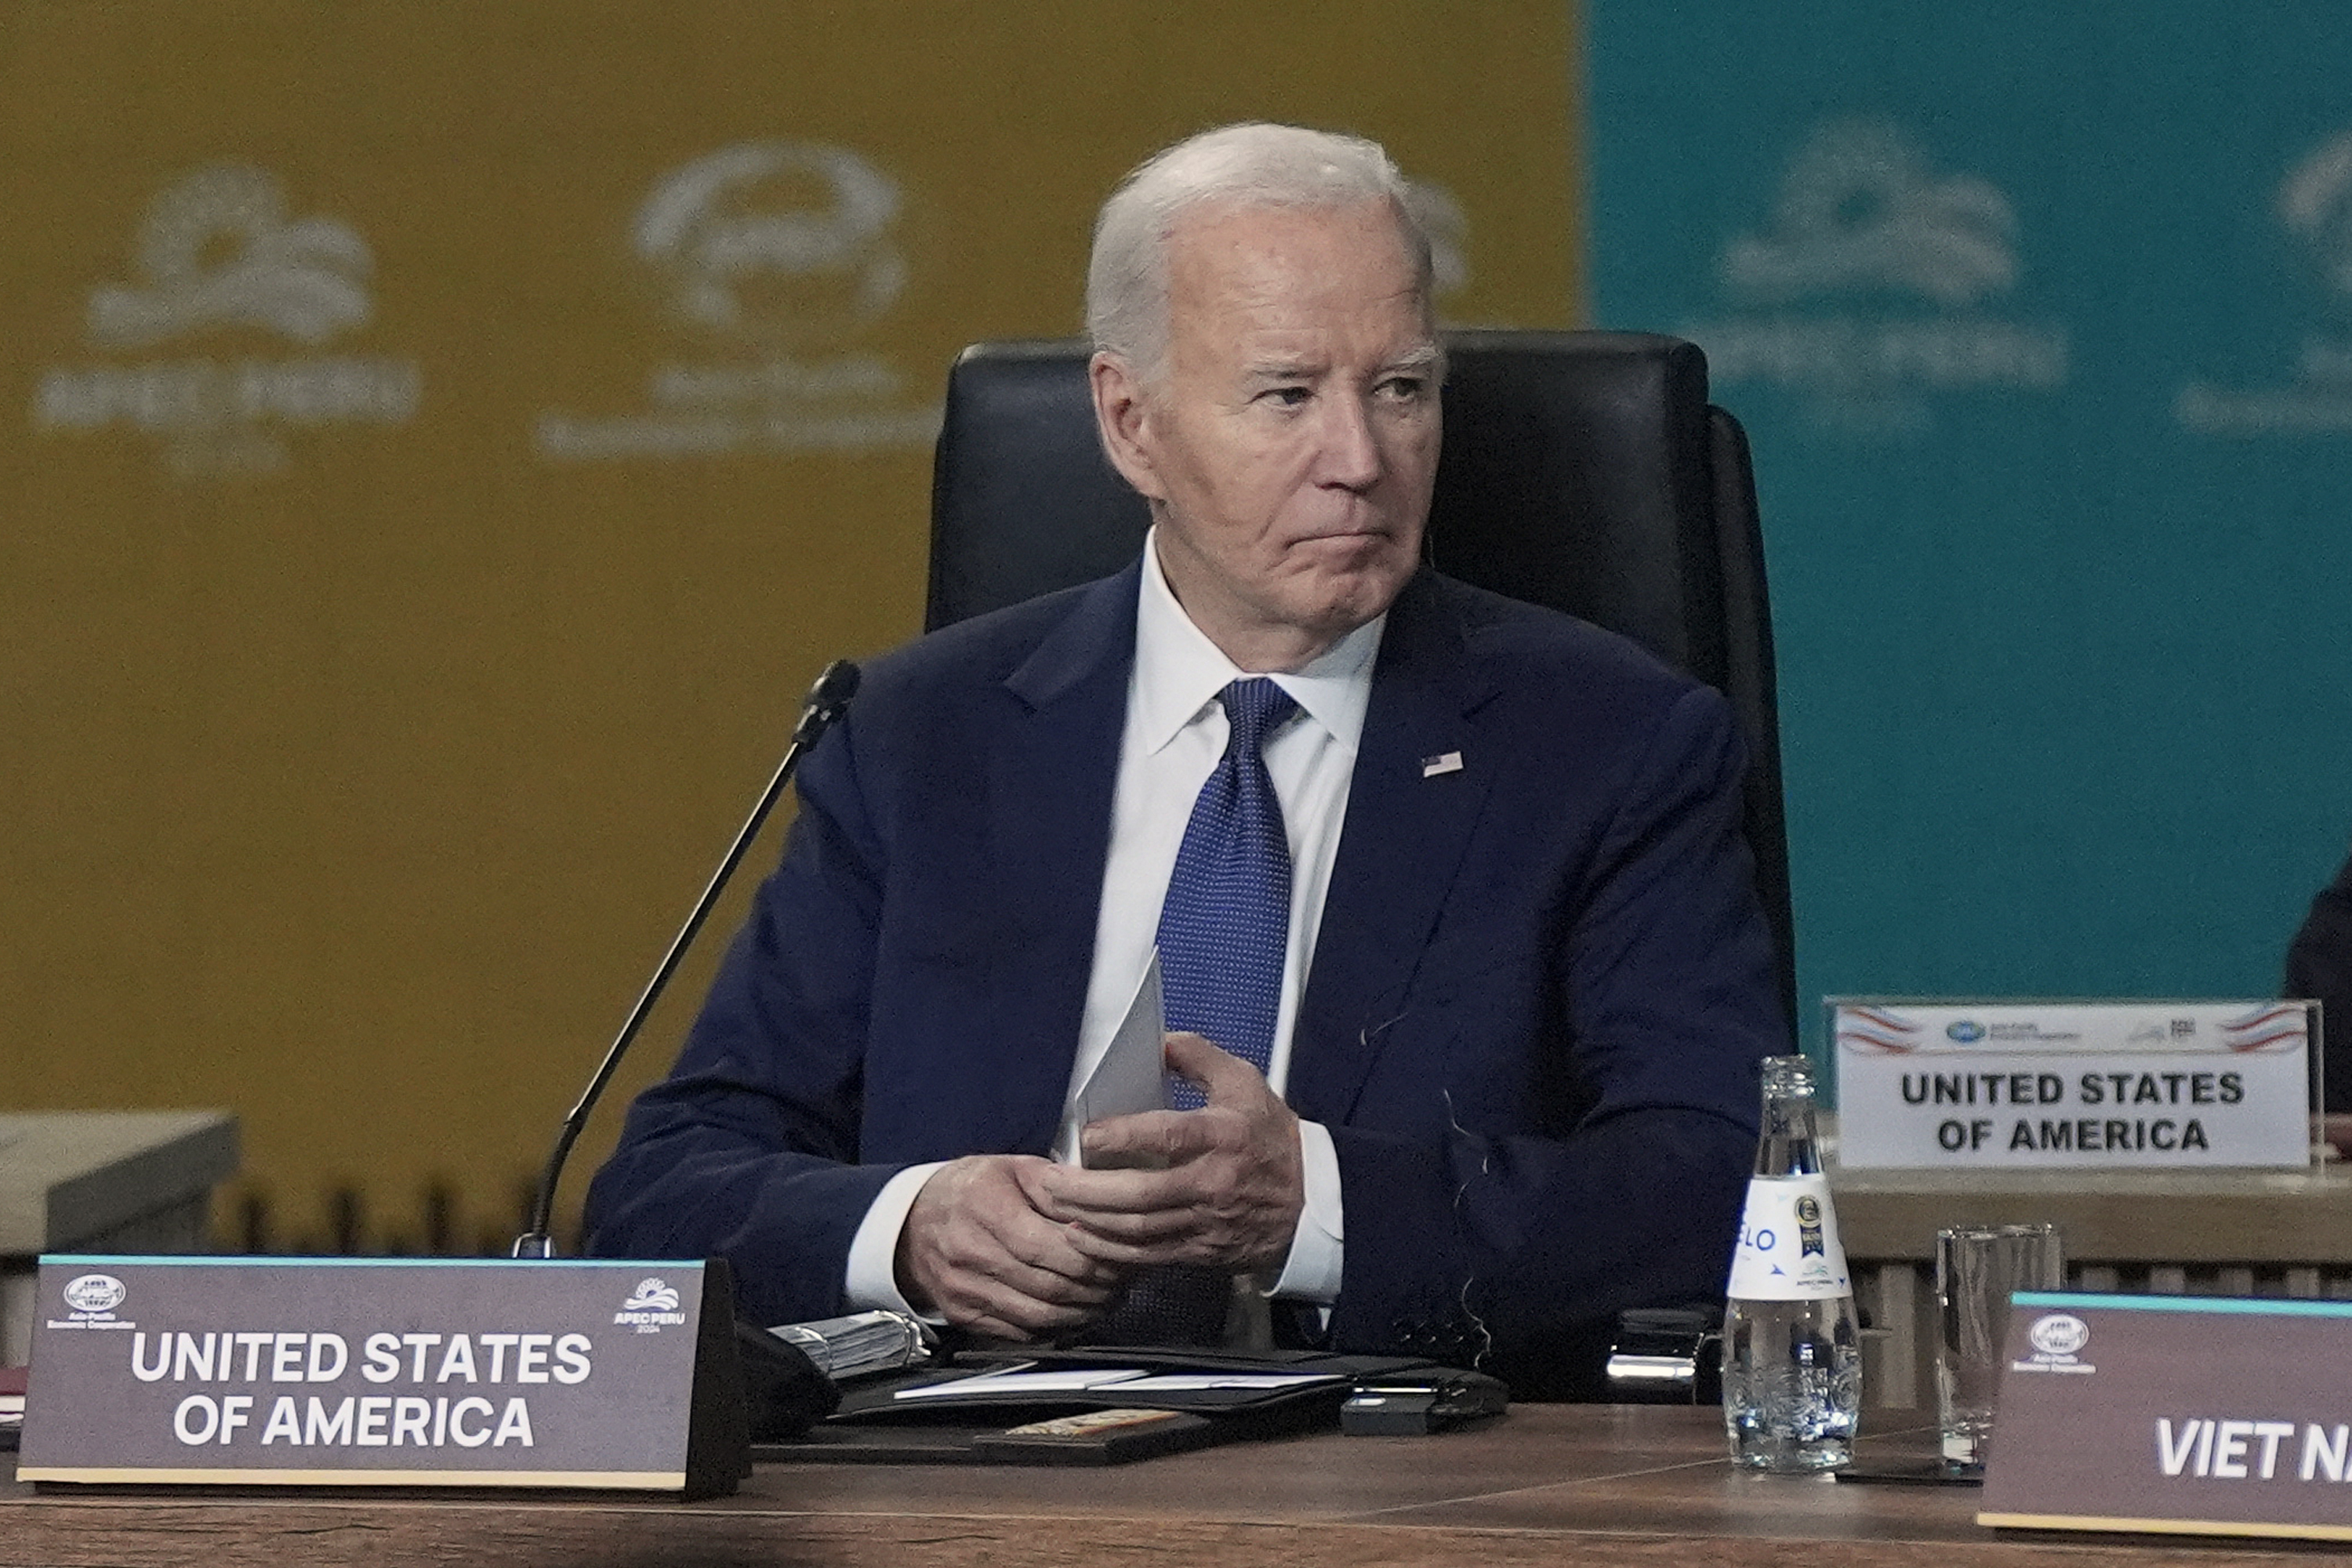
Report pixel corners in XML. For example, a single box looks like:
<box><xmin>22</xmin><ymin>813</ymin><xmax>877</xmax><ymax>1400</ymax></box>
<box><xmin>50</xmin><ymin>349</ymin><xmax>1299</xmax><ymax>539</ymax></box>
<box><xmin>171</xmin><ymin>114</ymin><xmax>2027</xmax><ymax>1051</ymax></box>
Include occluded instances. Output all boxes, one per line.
<box><xmin>1071</xmin><ymin>950</ymin><xmax>1171</xmax><ymax>1166</ymax></box>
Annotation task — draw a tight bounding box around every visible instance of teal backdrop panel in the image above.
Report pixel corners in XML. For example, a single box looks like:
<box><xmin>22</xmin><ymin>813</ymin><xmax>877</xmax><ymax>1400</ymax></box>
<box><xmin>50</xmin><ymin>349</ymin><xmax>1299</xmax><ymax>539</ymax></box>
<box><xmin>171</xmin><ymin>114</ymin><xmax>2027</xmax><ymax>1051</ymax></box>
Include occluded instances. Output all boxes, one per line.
<box><xmin>1587</xmin><ymin>4</ymin><xmax>2352</xmax><ymax>1066</ymax></box>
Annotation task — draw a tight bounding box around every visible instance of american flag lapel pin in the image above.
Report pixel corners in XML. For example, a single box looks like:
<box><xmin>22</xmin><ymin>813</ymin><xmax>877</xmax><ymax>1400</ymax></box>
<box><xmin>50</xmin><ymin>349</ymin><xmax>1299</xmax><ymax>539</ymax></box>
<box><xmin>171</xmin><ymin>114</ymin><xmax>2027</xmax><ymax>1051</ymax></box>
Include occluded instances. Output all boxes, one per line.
<box><xmin>1421</xmin><ymin>750</ymin><xmax>1464</xmax><ymax>778</ymax></box>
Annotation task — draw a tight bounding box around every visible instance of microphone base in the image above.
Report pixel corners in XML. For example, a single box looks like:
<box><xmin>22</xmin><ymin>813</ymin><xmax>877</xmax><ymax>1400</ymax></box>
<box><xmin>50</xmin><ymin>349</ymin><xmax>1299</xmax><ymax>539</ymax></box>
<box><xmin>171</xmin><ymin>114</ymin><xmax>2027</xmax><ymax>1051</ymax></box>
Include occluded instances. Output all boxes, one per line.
<box><xmin>511</xmin><ymin>1233</ymin><xmax>556</xmax><ymax>1259</ymax></box>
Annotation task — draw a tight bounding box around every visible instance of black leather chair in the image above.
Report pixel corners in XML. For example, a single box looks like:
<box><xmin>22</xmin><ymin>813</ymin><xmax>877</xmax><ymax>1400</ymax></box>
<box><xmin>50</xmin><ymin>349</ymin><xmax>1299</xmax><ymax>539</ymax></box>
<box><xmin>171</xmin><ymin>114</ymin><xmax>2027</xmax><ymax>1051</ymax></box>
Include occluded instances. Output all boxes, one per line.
<box><xmin>925</xmin><ymin>329</ymin><xmax>1796</xmax><ymax>1034</ymax></box>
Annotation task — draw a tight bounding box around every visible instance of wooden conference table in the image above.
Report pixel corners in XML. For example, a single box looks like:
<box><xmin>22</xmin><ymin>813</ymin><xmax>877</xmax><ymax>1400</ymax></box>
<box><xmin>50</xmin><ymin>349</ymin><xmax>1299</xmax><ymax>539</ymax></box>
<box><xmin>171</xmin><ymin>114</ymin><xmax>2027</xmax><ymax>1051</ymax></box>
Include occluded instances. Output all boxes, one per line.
<box><xmin>7</xmin><ymin>1404</ymin><xmax>2350</xmax><ymax>1567</ymax></box>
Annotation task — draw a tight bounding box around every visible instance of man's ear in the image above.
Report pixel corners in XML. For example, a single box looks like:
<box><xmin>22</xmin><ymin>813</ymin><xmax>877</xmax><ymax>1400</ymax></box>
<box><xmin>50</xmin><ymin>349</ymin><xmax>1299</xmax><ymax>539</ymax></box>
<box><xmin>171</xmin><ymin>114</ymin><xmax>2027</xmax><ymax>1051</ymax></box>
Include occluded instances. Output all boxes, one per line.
<box><xmin>1089</xmin><ymin>351</ymin><xmax>1167</xmax><ymax>503</ymax></box>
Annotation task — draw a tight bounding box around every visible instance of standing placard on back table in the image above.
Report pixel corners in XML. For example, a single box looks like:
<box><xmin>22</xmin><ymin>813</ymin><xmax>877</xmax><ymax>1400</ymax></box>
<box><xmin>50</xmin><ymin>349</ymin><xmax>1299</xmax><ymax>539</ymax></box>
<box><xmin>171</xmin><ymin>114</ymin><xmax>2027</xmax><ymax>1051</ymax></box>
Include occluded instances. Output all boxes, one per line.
<box><xmin>1831</xmin><ymin>1000</ymin><xmax>2316</xmax><ymax>1170</ymax></box>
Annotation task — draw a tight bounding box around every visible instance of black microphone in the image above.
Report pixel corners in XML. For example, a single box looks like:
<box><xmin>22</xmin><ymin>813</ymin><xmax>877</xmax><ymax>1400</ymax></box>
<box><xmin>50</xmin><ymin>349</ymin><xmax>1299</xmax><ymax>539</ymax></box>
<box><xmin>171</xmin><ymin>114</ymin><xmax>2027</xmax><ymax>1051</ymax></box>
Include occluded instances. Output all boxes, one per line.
<box><xmin>512</xmin><ymin>659</ymin><xmax>862</xmax><ymax>1258</ymax></box>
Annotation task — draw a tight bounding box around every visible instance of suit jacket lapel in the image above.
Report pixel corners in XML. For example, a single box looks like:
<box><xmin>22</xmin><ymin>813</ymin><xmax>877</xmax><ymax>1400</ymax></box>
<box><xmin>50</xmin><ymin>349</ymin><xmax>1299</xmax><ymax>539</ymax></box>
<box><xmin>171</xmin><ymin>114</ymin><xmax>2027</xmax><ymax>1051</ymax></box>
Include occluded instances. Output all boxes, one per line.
<box><xmin>978</xmin><ymin>562</ymin><xmax>1139</xmax><ymax>1153</ymax></box>
<box><xmin>1288</xmin><ymin>572</ymin><xmax>1501</xmax><ymax>1126</ymax></box>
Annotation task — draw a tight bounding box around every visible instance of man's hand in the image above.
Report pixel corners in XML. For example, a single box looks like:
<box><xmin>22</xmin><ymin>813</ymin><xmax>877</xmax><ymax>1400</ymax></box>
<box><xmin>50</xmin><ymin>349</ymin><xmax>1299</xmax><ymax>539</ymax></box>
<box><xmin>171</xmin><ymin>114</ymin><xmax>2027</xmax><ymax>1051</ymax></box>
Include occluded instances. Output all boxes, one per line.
<box><xmin>1036</xmin><ymin>1032</ymin><xmax>1306</xmax><ymax>1275</ymax></box>
<box><xmin>895</xmin><ymin>1155</ymin><xmax>1123</xmax><ymax>1341</ymax></box>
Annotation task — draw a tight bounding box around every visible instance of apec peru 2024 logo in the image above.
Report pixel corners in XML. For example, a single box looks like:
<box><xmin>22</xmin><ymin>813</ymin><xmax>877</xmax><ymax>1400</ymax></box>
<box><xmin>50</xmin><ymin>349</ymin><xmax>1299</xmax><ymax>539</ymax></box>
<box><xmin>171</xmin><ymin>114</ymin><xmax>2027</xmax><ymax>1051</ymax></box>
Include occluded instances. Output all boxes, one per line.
<box><xmin>31</xmin><ymin>165</ymin><xmax>420</xmax><ymax>476</ymax></box>
<box><xmin>612</xmin><ymin>1276</ymin><xmax>685</xmax><ymax>1335</ymax></box>
<box><xmin>1680</xmin><ymin>118</ymin><xmax>2068</xmax><ymax>436</ymax></box>
<box><xmin>2175</xmin><ymin>126</ymin><xmax>2352</xmax><ymax>436</ymax></box>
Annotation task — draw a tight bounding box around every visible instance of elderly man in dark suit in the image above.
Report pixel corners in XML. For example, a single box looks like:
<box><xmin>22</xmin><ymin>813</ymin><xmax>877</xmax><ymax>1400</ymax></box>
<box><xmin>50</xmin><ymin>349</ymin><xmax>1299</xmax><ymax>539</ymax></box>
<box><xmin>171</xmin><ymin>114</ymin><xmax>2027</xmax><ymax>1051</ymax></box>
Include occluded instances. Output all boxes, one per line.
<box><xmin>584</xmin><ymin>123</ymin><xmax>1782</xmax><ymax>1390</ymax></box>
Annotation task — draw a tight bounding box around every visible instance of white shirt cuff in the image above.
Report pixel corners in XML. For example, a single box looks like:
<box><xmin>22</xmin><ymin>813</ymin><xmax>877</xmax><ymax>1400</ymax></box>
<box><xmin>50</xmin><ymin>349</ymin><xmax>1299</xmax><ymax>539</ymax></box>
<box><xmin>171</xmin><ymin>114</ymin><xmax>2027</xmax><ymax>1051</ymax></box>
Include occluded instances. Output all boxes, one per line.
<box><xmin>844</xmin><ymin>1161</ymin><xmax>950</xmax><ymax>1321</ymax></box>
<box><xmin>1265</xmin><ymin>1118</ymin><xmax>1344</xmax><ymax>1302</ymax></box>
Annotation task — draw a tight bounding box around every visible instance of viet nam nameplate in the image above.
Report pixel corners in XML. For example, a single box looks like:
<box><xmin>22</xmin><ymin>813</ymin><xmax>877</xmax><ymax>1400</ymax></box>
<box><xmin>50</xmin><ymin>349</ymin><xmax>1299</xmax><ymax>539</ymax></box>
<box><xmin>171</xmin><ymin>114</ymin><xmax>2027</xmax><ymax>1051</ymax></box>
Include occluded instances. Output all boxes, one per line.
<box><xmin>1983</xmin><ymin>1292</ymin><xmax>2352</xmax><ymax>1541</ymax></box>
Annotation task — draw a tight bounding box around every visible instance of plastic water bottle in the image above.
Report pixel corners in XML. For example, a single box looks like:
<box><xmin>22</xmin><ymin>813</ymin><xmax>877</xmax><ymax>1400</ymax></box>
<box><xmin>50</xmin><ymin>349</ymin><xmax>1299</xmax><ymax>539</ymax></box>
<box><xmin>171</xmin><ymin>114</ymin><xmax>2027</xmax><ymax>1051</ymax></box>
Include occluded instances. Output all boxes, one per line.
<box><xmin>1722</xmin><ymin>1054</ymin><xmax>1860</xmax><ymax>1472</ymax></box>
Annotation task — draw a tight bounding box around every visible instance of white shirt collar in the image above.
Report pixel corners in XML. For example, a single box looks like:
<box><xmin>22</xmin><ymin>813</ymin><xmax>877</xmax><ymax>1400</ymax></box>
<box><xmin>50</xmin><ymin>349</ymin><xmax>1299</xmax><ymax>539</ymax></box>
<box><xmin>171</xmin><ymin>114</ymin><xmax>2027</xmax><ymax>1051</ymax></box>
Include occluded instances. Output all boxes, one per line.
<box><xmin>1132</xmin><ymin>526</ymin><xmax>1385</xmax><ymax>755</ymax></box>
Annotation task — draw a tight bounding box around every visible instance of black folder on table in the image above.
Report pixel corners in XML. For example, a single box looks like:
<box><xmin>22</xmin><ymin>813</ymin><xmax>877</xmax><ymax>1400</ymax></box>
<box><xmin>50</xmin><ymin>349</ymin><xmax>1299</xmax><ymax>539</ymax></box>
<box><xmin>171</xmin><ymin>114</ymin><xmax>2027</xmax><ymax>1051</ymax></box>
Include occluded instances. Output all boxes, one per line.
<box><xmin>758</xmin><ymin>1346</ymin><xmax>1474</xmax><ymax>1466</ymax></box>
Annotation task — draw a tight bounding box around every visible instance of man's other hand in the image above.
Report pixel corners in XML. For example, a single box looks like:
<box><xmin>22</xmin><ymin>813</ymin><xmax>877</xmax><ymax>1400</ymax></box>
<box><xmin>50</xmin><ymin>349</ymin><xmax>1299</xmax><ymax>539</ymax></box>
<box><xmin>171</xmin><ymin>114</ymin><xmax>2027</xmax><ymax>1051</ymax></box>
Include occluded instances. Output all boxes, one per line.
<box><xmin>895</xmin><ymin>1155</ymin><xmax>1123</xmax><ymax>1341</ymax></box>
<box><xmin>1038</xmin><ymin>1031</ymin><xmax>1306</xmax><ymax>1275</ymax></box>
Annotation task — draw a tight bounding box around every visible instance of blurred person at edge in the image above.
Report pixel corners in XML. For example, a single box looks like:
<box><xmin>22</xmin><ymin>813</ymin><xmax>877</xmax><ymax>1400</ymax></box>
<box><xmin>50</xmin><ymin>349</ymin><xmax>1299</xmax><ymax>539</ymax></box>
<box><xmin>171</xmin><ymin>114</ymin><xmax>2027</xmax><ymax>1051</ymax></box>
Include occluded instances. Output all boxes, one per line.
<box><xmin>2289</xmin><ymin>845</ymin><xmax>2352</xmax><ymax>1118</ymax></box>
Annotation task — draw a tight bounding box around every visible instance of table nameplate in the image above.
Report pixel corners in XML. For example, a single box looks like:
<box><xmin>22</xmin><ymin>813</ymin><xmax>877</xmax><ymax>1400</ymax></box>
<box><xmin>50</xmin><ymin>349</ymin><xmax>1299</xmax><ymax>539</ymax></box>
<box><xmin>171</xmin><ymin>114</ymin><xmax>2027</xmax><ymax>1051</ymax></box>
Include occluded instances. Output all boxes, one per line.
<box><xmin>16</xmin><ymin>1255</ymin><xmax>745</xmax><ymax>1497</ymax></box>
<box><xmin>1832</xmin><ymin>1000</ymin><xmax>2313</xmax><ymax>1171</ymax></box>
<box><xmin>1982</xmin><ymin>1290</ymin><xmax>2352</xmax><ymax>1541</ymax></box>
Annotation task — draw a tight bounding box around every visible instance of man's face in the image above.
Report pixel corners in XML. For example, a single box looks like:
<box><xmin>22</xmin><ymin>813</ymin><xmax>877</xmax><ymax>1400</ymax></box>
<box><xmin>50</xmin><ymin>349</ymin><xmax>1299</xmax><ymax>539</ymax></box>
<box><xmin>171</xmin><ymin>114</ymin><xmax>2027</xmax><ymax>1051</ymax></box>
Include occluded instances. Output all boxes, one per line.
<box><xmin>1094</xmin><ymin>199</ymin><xmax>1441</xmax><ymax>669</ymax></box>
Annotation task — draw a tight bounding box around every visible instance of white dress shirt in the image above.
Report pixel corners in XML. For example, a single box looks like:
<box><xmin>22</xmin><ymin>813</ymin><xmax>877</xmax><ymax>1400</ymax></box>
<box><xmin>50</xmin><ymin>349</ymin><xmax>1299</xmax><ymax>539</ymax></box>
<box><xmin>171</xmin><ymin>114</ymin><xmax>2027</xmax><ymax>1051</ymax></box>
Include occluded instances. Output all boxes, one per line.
<box><xmin>844</xmin><ymin>530</ymin><xmax>1381</xmax><ymax>1314</ymax></box>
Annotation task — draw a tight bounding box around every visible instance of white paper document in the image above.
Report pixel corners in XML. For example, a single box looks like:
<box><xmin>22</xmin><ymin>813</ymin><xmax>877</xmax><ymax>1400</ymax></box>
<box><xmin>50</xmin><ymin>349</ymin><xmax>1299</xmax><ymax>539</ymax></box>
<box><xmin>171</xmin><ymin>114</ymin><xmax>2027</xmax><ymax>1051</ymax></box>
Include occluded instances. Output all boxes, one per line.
<box><xmin>1070</xmin><ymin>951</ymin><xmax>1171</xmax><ymax>1163</ymax></box>
<box><xmin>1109</xmin><ymin>1374</ymin><xmax>1343</xmax><ymax>1392</ymax></box>
<box><xmin>889</xmin><ymin>1367</ymin><xmax>1343</xmax><ymax>1402</ymax></box>
<box><xmin>893</xmin><ymin>1367</ymin><xmax>1148</xmax><ymax>1400</ymax></box>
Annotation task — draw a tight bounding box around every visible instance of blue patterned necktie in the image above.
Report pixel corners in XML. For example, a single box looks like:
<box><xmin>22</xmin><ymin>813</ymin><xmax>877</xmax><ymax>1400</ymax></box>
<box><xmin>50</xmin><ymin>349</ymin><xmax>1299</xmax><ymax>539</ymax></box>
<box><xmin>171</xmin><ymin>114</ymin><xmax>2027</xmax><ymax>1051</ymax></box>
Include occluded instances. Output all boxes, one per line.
<box><xmin>1156</xmin><ymin>677</ymin><xmax>1298</xmax><ymax>1098</ymax></box>
<box><xmin>1092</xmin><ymin>677</ymin><xmax>1298</xmax><ymax>1346</ymax></box>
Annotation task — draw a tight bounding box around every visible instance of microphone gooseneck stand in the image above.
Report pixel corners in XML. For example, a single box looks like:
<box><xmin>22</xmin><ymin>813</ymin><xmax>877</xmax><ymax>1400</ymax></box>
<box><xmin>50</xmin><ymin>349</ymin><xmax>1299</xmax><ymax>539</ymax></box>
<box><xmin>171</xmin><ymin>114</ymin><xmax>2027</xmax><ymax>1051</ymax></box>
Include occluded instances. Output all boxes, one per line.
<box><xmin>511</xmin><ymin>659</ymin><xmax>861</xmax><ymax>1259</ymax></box>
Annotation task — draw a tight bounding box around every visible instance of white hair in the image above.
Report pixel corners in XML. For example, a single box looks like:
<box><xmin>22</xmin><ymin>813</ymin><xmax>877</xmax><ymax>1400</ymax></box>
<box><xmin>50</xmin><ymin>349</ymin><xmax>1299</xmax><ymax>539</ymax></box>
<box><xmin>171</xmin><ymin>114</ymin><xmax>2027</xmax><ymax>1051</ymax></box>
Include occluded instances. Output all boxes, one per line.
<box><xmin>1085</xmin><ymin>122</ymin><xmax>1435</xmax><ymax>382</ymax></box>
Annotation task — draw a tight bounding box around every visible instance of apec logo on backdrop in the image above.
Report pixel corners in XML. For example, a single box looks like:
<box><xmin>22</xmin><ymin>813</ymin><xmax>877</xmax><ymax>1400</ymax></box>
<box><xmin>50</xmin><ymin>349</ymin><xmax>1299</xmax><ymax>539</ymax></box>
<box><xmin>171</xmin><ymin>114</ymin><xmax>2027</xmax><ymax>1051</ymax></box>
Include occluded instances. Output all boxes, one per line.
<box><xmin>30</xmin><ymin>165</ymin><xmax>421</xmax><ymax>476</ymax></box>
<box><xmin>2175</xmin><ymin>128</ymin><xmax>2352</xmax><ymax>436</ymax></box>
<box><xmin>535</xmin><ymin>140</ymin><xmax>944</xmax><ymax>462</ymax></box>
<box><xmin>1679</xmin><ymin>118</ymin><xmax>2069</xmax><ymax>435</ymax></box>
<box><xmin>638</xmin><ymin>141</ymin><xmax>909</xmax><ymax>347</ymax></box>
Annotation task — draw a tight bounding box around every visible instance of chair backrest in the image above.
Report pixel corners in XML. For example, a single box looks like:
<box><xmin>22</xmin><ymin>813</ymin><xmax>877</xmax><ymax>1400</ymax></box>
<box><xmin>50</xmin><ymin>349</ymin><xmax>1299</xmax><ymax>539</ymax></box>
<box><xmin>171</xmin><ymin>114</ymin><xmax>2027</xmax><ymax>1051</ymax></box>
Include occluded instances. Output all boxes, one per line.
<box><xmin>926</xmin><ymin>329</ymin><xmax>1796</xmax><ymax>1033</ymax></box>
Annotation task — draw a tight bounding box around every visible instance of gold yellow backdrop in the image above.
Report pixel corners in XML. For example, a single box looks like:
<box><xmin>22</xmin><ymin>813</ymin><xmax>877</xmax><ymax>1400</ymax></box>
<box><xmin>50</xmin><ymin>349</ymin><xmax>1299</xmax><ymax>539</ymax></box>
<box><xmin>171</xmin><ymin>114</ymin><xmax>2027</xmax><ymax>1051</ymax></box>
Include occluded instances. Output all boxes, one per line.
<box><xmin>0</xmin><ymin>0</ymin><xmax>1580</xmax><ymax>1250</ymax></box>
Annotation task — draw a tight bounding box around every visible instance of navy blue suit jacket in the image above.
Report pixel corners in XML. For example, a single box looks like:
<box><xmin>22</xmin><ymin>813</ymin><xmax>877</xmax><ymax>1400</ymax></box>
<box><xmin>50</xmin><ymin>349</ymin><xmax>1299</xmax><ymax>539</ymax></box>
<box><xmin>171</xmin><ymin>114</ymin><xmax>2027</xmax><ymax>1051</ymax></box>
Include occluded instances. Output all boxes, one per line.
<box><xmin>584</xmin><ymin>561</ymin><xmax>1782</xmax><ymax>1385</ymax></box>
